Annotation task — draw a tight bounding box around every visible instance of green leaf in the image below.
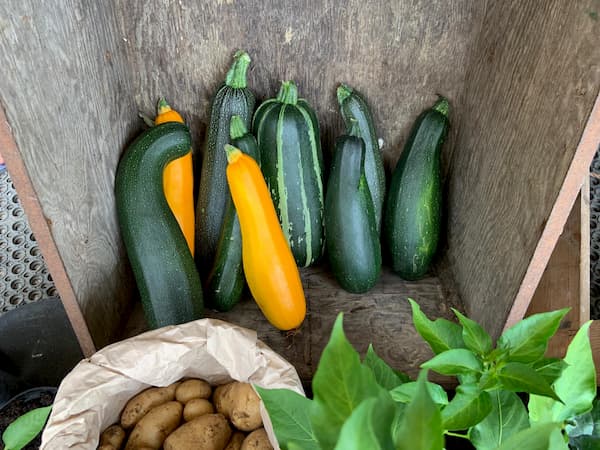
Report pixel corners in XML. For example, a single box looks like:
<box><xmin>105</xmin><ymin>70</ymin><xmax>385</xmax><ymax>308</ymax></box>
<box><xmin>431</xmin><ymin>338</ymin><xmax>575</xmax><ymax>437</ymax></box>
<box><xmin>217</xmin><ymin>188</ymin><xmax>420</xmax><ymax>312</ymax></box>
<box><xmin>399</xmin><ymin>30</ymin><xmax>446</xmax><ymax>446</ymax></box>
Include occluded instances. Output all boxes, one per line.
<box><xmin>334</xmin><ymin>393</ymin><xmax>396</xmax><ymax>450</ymax></box>
<box><xmin>390</xmin><ymin>381</ymin><xmax>449</xmax><ymax>405</ymax></box>
<box><xmin>533</xmin><ymin>358</ymin><xmax>568</xmax><ymax>386</ymax></box>
<box><xmin>310</xmin><ymin>314</ymin><xmax>382</xmax><ymax>449</ymax></box>
<box><xmin>421</xmin><ymin>348</ymin><xmax>482</xmax><ymax>376</ymax></box>
<box><xmin>2</xmin><ymin>405</ymin><xmax>52</xmax><ymax>450</ymax></box>
<box><xmin>408</xmin><ymin>299</ymin><xmax>465</xmax><ymax>354</ymax></box>
<box><xmin>395</xmin><ymin>370</ymin><xmax>444</xmax><ymax>450</ymax></box>
<box><xmin>255</xmin><ymin>387</ymin><xmax>319</xmax><ymax>450</ymax></box>
<box><xmin>497</xmin><ymin>308</ymin><xmax>569</xmax><ymax>363</ymax></box>
<box><xmin>494</xmin><ymin>422</ymin><xmax>566</xmax><ymax>450</ymax></box>
<box><xmin>552</xmin><ymin>321</ymin><xmax>596</xmax><ymax>421</ymax></box>
<box><xmin>441</xmin><ymin>385</ymin><xmax>492</xmax><ymax>431</ymax></box>
<box><xmin>497</xmin><ymin>362</ymin><xmax>561</xmax><ymax>401</ymax></box>
<box><xmin>363</xmin><ymin>344</ymin><xmax>410</xmax><ymax>390</ymax></box>
<box><xmin>548</xmin><ymin>426</ymin><xmax>570</xmax><ymax>450</ymax></box>
<box><xmin>528</xmin><ymin>394</ymin><xmax>557</xmax><ymax>424</ymax></box>
<box><xmin>469</xmin><ymin>391</ymin><xmax>529</xmax><ymax>450</ymax></box>
<box><xmin>391</xmin><ymin>402</ymin><xmax>407</xmax><ymax>446</ymax></box>
<box><xmin>452</xmin><ymin>308</ymin><xmax>493</xmax><ymax>356</ymax></box>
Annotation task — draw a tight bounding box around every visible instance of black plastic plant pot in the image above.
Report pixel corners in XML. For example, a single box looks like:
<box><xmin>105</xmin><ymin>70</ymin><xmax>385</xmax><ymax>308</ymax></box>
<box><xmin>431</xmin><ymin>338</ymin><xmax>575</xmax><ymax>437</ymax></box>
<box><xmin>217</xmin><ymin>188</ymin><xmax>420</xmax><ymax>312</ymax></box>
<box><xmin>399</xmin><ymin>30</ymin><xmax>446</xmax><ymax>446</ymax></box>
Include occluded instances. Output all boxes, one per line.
<box><xmin>0</xmin><ymin>387</ymin><xmax>56</xmax><ymax>450</ymax></box>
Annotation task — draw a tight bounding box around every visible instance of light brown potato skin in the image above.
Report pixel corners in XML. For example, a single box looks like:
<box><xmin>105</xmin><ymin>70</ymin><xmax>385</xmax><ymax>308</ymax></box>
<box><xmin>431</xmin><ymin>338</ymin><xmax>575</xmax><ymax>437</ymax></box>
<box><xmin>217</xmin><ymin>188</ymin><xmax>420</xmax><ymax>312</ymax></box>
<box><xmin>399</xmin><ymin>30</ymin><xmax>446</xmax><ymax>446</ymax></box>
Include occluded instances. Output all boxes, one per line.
<box><xmin>164</xmin><ymin>413</ymin><xmax>232</xmax><ymax>450</ymax></box>
<box><xmin>176</xmin><ymin>379</ymin><xmax>212</xmax><ymax>403</ymax></box>
<box><xmin>97</xmin><ymin>445</ymin><xmax>116</xmax><ymax>450</ymax></box>
<box><xmin>215</xmin><ymin>382</ymin><xmax>262</xmax><ymax>432</ymax></box>
<box><xmin>241</xmin><ymin>429</ymin><xmax>273</xmax><ymax>450</ymax></box>
<box><xmin>183</xmin><ymin>398</ymin><xmax>215</xmax><ymax>421</ymax></box>
<box><xmin>99</xmin><ymin>424</ymin><xmax>126</xmax><ymax>449</ymax></box>
<box><xmin>124</xmin><ymin>401</ymin><xmax>182</xmax><ymax>450</ymax></box>
<box><xmin>224</xmin><ymin>431</ymin><xmax>246</xmax><ymax>450</ymax></box>
<box><xmin>120</xmin><ymin>382</ymin><xmax>180</xmax><ymax>428</ymax></box>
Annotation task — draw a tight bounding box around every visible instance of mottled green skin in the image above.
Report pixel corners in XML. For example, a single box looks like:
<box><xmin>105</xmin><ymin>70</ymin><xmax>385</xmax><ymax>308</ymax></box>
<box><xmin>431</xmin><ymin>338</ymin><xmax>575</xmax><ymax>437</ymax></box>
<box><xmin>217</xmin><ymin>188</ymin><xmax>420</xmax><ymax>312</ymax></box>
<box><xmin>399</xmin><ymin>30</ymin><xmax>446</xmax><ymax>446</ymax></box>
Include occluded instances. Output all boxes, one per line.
<box><xmin>205</xmin><ymin>130</ymin><xmax>258</xmax><ymax>311</ymax></box>
<box><xmin>253</xmin><ymin>89</ymin><xmax>324</xmax><ymax>268</ymax></box>
<box><xmin>115</xmin><ymin>123</ymin><xmax>203</xmax><ymax>328</ymax></box>
<box><xmin>325</xmin><ymin>135</ymin><xmax>381</xmax><ymax>293</ymax></box>
<box><xmin>384</xmin><ymin>102</ymin><xmax>449</xmax><ymax>280</ymax></box>
<box><xmin>337</xmin><ymin>85</ymin><xmax>386</xmax><ymax>234</ymax></box>
<box><xmin>195</xmin><ymin>85</ymin><xmax>255</xmax><ymax>278</ymax></box>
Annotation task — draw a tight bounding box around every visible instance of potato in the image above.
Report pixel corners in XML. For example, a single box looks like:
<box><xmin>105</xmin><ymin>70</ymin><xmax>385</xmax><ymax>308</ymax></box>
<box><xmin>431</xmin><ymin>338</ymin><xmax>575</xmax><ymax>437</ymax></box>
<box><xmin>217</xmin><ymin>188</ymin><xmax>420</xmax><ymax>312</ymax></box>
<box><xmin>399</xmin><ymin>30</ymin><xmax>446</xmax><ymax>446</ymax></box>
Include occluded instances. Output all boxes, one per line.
<box><xmin>241</xmin><ymin>429</ymin><xmax>273</xmax><ymax>450</ymax></box>
<box><xmin>124</xmin><ymin>401</ymin><xmax>182</xmax><ymax>450</ymax></box>
<box><xmin>176</xmin><ymin>379</ymin><xmax>212</xmax><ymax>403</ymax></box>
<box><xmin>224</xmin><ymin>432</ymin><xmax>246</xmax><ymax>450</ymax></box>
<box><xmin>99</xmin><ymin>424</ymin><xmax>126</xmax><ymax>449</ymax></box>
<box><xmin>183</xmin><ymin>398</ymin><xmax>215</xmax><ymax>421</ymax></box>
<box><xmin>120</xmin><ymin>382</ymin><xmax>180</xmax><ymax>428</ymax></box>
<box><xmin>215</xmin><ymin>382</ymin><xmax>262</xmax><ymax>431</ymax></box>
<box><xmin>164</xmin><ymin>413</ymin><xmax>232</xmax><ymax>450</ymax></box>
<box><xmin>98</xmin><ymin>445</ymin><xmax>116</xmax><ymax>450</ymax></box>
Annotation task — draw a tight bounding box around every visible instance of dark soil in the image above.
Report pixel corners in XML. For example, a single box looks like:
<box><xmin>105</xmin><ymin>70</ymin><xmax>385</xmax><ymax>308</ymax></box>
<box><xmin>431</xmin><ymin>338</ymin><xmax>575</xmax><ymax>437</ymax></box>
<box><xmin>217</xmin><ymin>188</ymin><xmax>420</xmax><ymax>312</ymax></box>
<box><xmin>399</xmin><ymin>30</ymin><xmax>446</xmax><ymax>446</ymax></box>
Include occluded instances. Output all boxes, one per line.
<box><xmin>0</xmin><ymin>387</ymin><xmax>56</xmax><ymax>450</ymax></box>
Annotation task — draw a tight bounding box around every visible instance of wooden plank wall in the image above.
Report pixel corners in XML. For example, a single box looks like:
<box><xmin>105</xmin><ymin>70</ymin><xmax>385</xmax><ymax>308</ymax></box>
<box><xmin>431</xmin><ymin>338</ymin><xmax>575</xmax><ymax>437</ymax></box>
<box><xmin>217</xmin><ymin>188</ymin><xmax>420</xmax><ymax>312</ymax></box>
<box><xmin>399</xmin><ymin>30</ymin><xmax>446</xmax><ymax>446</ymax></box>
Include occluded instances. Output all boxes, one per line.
<box><xmin>447</xmin><ymin>0</ymin><xmax>600</xmax><ymax>339</ymax></box>
<box><xmin>114</xmin><ymin>0</ymin><xmax>483</xmax><ymax>169</ymax></box>
<box><xmin>0</xmin><ymin>1</ymin><xmax>139</xmax><ymax>348</ymax></box>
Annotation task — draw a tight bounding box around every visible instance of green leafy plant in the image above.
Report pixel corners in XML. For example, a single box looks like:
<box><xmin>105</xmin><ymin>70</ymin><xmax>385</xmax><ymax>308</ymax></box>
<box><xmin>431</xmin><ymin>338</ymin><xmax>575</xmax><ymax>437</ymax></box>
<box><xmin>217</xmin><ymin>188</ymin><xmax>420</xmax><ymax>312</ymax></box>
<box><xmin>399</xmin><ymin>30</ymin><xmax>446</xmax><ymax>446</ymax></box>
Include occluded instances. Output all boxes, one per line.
<box><xmin>257</xmin><ymin>299</ymin><xmax>599</xmax><ymax>449</ymax></box>
<box><xmin>1</xmin><ymin>405</ymin><xmax>52</xmax><ymax>450</ymax></box>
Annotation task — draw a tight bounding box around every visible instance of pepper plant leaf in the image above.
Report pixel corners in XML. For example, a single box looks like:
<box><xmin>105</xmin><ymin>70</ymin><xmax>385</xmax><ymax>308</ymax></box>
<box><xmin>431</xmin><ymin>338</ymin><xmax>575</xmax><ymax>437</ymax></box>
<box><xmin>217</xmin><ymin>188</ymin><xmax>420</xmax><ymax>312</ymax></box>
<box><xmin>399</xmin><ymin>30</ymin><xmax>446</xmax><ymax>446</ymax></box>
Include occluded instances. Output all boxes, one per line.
<box><xmin>334</xmin><ymin>392</ymin><xmax>396</xmax><ymax>450</ymax></box>
<box><xmin>363</xmin><ymin>344</ymin><xmax>410</xmax><ymax>390</ymax></box>
<box><xmin>255</xmin><ymin>387</ymin><xmax>319</xmax><ymax>450</ymax></box>
<box><xmin>497</xmin><ymin>362</ymin><xmax>561</xmax><ymax>401</ymax></box>
<box><xmin>497</xmin><ymin>308</ymin><xmax>569</xmax><ymax>363</ymax></box>
<box><xmin>394</xmin><ymin>370</ymin><xmax>444</xmax><ymax>450</ymax></box>
<box><xmin>421</xmin><ymin>348</ymin><xmax>482</xmax><ymax>376</ymax></box>
<box><xmin>469</xmin><ymin>390</ymin><xmax>529</xmax><ymax>450</ymax></box>
<box><xmin>310</xmin><ymin>314</ymin><xmax>382</xmax><ymax>449</ymax></box>
<box><xmin>2</xmin><ymin>405</ymin><xmax>52</xmax><ymax>450</ymax></box>
<box><xmin>408</xmin><ymin>299</ymin><xmax>465</xmax><ymax>355</ymax></box>
<box><xmin>452</xmin><ymin>308</ymin><xmax>493</xmax><ymax>356</ymax></box>
<box><xmin>441</xmin><ymin>384</ymin><xmax>492</xmax><ymax>431</ymax></box>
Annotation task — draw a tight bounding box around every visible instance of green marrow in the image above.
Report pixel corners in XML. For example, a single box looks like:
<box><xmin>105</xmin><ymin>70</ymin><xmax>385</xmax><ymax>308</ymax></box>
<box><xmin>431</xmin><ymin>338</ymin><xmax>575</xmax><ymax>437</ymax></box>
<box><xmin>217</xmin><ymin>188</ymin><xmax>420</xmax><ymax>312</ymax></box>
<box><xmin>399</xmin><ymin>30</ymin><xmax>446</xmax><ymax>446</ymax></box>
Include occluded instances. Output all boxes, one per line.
<box><xmin>253</xmin><ymin>80</ymin><xmax>324</xmax><ymax>267</ymax></box>
<box><xmin>205</xmin><ymin>116</ymin><xmax>258</xmax><ymax>311</ymax></box>
<box><xmin>325</xmin><ymin>125</ymin><xmax>381</xmax><ymax>293</ymax></box>
<box><xmin>337</xmin><ymin>84</ymin><xmax>386</xmax><ymax>233</ymax></box>
<box><xmin>384</xmin><ymin>97</ymin><xmax>450</xmax><ymax>280</ymax></box>
<box><xmin>115</xmin><ymin>122</ymin><xmax>203</xmax><ymax>328</ymax></box>
<box><xmin>196</xmin><ymin>50</ymin><xmax>255</xmax><ymax>277</ymax></box>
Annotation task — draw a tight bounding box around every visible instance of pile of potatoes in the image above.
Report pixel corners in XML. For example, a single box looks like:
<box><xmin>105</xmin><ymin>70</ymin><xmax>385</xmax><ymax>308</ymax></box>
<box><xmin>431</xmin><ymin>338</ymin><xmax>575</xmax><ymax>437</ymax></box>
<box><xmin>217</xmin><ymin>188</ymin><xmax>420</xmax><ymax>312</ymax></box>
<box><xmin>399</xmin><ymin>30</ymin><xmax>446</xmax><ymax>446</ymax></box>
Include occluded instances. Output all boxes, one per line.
<box><xmin>98</xmin><ymin>379</ymin><xmax>274</xmax><ymax>450</ymax></box>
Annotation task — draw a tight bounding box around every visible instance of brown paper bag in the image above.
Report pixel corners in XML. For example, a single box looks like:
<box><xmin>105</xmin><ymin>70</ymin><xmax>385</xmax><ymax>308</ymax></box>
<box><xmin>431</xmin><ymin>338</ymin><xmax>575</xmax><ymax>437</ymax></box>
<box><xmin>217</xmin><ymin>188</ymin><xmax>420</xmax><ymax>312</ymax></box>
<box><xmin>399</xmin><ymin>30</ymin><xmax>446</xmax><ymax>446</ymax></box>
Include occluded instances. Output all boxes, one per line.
<box><xmin>41</xmin><ymin>318</ymin><xmax>304</xmax><ymax>449</ymax></box>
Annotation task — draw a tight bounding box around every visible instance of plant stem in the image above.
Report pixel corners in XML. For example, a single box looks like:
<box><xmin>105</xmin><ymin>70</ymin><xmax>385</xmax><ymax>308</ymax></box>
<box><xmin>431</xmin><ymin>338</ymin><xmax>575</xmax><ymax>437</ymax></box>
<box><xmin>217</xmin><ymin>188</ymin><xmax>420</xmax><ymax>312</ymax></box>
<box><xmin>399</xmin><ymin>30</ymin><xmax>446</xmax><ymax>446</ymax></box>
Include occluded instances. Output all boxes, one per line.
<box><xmin>445</xmin><ymin>431</ymin><xmax>470</xmax><ymax>440</ymax></box>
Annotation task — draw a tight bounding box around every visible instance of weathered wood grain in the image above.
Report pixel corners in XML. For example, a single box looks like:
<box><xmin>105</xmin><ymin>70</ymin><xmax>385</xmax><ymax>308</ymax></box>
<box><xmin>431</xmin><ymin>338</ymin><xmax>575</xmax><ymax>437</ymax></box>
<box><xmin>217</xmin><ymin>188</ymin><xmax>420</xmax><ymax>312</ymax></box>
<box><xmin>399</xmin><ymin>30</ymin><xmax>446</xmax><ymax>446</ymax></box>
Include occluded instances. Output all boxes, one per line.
<box><xmin>115</xmin><ymin>0</ymin><xmax>482</xmax><ymax>169</ymax></box>
<box><xmin>527</xmin><ymin>193</ymin><xmax>585</xmax><ymax>330</ymax></box>
<box><xmin>0</xmin><ymin>1</ymin><xmax>139</xmax><ymax>347</ymax></box>
<box><xmin>447</xmin><ymin>0</ymin><xmax>600</xmax><ymax>339</ymax></box>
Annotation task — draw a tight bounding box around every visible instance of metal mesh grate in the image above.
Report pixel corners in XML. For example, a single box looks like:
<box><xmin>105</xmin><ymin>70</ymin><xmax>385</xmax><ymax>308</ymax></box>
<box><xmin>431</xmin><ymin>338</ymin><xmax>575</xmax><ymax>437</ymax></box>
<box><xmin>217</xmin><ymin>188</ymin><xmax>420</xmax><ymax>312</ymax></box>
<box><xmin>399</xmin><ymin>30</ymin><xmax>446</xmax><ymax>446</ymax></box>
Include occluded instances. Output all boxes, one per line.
<box><xmin>0</xmin><ymin>168</ymin><xmax>57</xmax><ymax>314</ymax></box>
<box><xmin>590</xmin><ymin>144</ymin><xmax>600</xmax><ymax>319</ymax></box>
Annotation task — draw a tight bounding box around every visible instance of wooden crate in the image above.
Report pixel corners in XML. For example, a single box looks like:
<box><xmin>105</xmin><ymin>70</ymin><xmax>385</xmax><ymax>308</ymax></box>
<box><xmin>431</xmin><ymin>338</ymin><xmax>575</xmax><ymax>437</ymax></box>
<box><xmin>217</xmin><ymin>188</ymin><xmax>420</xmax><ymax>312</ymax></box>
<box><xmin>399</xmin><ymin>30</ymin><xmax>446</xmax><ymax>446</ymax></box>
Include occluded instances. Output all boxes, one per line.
<box><xmin>0</xmin><ymin>1</ymin><xmax>599</xmax><ymax>383</ymax></box>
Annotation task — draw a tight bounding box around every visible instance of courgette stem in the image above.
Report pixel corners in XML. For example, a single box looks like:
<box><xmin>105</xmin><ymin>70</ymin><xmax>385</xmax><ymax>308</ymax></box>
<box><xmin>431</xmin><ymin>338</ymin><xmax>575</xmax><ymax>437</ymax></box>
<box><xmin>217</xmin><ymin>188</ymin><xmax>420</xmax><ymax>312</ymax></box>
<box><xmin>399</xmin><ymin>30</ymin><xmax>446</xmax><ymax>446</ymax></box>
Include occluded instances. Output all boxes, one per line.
<box><xmin>225</xmin><ymin>50</ymin><xmax>251</xmax><ymax>89</ymax></box>
<box><xmin>225</xmin><ymin>144</ymin><xmax>242</xmax><ymax>163</ymax></box>
<box><xmin>230</xmin><ymin>115</ymin><xmax>248</xmax><ymax>140</ymax></box>
<box><xmin>276</xmin><ymin>81</ymin><xmax>298</xmax><ymax>105</ymax></box>
<box><xmin>157</xmin><ymin>97</ymin><xmax>171</xmax><ymax>114</ymax></box>
<box><xmin>433</xmin><ymin>97</ymin><xmax>450</xmax><ymax>117</ymax></box>
<box><xmin>336</xmin><ymin>83</ymin><xmax>354</xmax><ymax>105</ymax></box>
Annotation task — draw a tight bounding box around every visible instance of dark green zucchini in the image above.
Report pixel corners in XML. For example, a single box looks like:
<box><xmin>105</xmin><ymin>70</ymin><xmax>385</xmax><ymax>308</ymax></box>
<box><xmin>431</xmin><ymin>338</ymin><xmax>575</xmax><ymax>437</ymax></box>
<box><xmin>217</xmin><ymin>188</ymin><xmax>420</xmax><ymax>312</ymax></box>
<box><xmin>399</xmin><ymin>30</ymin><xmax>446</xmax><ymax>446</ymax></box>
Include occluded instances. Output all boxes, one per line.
<box><xmin>325</xmin><ymin>125</ymin><xmax>381</xmax><ymax>293</ymax></box>
<box><xmin>196</xmin><ymin>50</ymin><xmax>255</xmax><ymax>277</ymax></box>
<box><xmin>337</xmin><ymin>84</ymin><xmax>386</xmax><ymax>233</ymax></box>
<box><xmin>253</xmin><ymin>80</ymin><xmax>324</xmax><ymax>267</ymax></box>
<box><xmin>115</xmin><ymin>122</ymin><xmax>203</xmax><ymax>328</ymax></box>
<box><xmin>383</xmin><ymin>97</ymin><xmax>449</xmax><ymax>280</ymax></box>
<box><xmin>204</xmin><ymin>116</ymin><xmax>258</xmax><ymax>311</ymax></box>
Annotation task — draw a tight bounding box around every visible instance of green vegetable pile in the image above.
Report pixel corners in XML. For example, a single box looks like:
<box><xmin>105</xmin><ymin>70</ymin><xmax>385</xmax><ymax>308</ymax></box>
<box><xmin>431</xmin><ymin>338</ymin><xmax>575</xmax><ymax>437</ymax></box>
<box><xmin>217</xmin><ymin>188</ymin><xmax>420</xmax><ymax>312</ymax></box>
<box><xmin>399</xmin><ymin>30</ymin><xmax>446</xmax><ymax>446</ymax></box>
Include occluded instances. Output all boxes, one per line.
<box><xmin>258</xmin><ymin>302</ymin><xmax>599</xmax><ymax>450</ymax></box>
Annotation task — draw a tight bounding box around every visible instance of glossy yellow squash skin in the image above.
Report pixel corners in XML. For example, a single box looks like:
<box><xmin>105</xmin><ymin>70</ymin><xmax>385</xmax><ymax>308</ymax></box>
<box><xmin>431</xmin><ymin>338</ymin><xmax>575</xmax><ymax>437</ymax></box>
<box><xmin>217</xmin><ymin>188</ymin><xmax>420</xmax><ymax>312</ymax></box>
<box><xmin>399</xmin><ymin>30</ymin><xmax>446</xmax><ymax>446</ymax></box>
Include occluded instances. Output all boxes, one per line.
<box><xmin>225</xmin><ymin>145</ymin><xmax>306</xmax><ymax>330</ymax></box>
<box><xmin>154</xmin><ymin>99</ymin><xmax>195</xmax><ymax>256</ymax></box>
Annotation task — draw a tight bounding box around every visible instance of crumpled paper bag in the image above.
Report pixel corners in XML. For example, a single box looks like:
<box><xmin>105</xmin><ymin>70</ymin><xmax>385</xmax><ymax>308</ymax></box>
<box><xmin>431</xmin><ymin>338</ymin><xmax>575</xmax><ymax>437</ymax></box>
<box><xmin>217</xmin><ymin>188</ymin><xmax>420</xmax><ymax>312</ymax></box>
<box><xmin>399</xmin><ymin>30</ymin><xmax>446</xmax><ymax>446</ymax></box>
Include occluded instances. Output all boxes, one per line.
<box><xmin>41</xmin><ymin>318</ymin><xmax>304</xmax><ymax>449</ymax></box>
